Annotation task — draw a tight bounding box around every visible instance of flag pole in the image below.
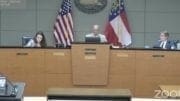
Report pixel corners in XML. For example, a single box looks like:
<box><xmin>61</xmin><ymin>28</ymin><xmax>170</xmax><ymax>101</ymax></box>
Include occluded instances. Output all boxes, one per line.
<box><xmin>118</xmin><ymin>0</ymin><xmax>122</xmax><ymax>47</ymax></box>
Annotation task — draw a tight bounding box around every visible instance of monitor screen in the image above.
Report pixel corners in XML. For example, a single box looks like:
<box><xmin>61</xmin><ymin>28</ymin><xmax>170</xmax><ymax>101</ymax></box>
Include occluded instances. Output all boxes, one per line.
<box><xmin>55</xmin><ymin>43</ymin><xmax>64</xmax><ymax>48</ymax></box>
<box><xmin>85</xmin><ymin>37</ymin><xmax>100</xmax><ymax>43</ymax></box>
<box><xmin>0</xmin><ymin>77</ymin><xmax>6</xmax><ymax>88</ymax></box>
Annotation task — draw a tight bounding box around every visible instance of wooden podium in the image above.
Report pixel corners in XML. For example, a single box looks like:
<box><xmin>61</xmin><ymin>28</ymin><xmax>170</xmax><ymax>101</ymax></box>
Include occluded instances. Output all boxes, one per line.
<box><xmin>71</xmin><ymin>43</ymin><xmax>110</xmax><ymax>85</ymax></box>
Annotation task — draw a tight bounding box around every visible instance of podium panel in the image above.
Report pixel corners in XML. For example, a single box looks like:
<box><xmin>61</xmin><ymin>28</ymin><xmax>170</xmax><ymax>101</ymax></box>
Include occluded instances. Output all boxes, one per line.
<box><xmin>71</xmin><ymin>44</ymin><xmax>110</xmax><ymax>85</ymax></box>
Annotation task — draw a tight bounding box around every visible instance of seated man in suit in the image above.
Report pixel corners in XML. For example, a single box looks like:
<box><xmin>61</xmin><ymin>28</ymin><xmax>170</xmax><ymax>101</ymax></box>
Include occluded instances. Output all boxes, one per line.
<box><xmin>153</xmin><ymin>31</ymin><xmax>174</xmax><ymax>49</ymax></box>
<box><xmin>85</xmin><ymin>24</ymin><xmax>107</xmax><ymax>43</ymax></box>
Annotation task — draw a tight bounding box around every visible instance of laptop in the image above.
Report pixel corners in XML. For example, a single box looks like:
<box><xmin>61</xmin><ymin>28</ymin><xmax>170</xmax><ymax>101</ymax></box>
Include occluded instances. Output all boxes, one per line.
<box><xmin>55</xmin><ymin>43</ymin><xmax>64</xmax><ymax>48</ymax></box>
<box><xmin>0</xmin><ymin>76</ymin><xmax>6</xmax><ymax>96</ymax></box>
<box><xmin>153</xmin><ymin>46</ymin><xmax>161</xmax><ymax>49</ymax></box>
<box><xmin>85</xmin><ymin>37</ymin><xmax>101</xmax><ymax>43</ymax></box>
<box><xmin>0</xmin><ymin>75</ymin><xmax>17</xmax><ymax>97</ymax></box>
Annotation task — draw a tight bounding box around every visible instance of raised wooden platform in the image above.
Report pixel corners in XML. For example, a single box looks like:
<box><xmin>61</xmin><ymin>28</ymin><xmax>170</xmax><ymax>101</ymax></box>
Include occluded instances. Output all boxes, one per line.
<box><xmin>47</xmin><ymin>88</ymin><xmax>131</xmax><ymax>100</ymax></box>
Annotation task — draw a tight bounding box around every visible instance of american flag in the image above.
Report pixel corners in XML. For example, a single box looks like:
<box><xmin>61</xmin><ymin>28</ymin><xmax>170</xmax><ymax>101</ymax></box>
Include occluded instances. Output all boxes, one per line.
<box><xmin>105</xmin><ymin>0</ymin><xmax>131</xmax><ymax>47</ymax></box>
<box><xmin>53</xmin><ymin>0</ymin><xmax>74</xmax><ymax>47</ymax></box>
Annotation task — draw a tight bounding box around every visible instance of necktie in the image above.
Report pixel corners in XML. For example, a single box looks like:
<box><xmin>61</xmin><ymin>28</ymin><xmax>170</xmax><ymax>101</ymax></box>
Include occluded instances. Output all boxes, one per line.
<box><xmin>161</xmin><ymin>42</ymin><xmax>164</xmax><ymax>48</ymax></box>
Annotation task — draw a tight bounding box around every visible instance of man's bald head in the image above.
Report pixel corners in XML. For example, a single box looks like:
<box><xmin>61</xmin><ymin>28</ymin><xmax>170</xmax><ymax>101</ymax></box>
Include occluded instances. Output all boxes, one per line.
<box><xmin>92</xmin><ymin>24</ymin><xmax>100</xmax><ymax>35</ymax></box>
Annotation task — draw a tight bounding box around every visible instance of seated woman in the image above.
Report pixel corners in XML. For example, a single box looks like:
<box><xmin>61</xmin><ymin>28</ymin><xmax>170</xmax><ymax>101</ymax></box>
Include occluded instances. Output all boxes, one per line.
<box><xmin>25</xmin><ymin>31</ymin><xmax>47</xmax><ymax>48</ymax></box>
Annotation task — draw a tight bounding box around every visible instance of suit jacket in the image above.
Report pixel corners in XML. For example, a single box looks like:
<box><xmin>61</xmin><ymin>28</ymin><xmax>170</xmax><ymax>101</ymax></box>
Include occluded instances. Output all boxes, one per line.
<box><xmin>153</xmin><ymin>40</ymin><xmax>173</xmax><ymax>49</ymax></box>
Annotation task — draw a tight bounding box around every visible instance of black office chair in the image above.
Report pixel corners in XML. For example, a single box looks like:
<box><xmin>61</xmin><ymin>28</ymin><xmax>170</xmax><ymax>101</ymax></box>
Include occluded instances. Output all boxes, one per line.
<box><xmin>22</xmin><ymin>36</ymin><xmax>32</xmax><ymax>47</ymax></box>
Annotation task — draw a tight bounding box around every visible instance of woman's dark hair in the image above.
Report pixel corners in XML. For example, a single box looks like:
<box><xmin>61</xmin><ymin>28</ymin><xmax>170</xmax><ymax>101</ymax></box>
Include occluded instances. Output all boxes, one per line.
<box><xmin>34</xmin><ymin>31</ymin><xmax>47</xmax><ymax>47</ymax></box>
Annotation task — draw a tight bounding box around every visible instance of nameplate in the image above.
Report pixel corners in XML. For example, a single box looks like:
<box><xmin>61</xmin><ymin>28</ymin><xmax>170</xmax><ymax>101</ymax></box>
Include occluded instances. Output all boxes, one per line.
<box><xmin>53</xmin><ymin>52</ymin><xmax>65</xmax><ymax>56</ymax></box>
<box><xmin>85</xmin><ymin>56</ymin><xmax>96</xmax><ymax>60</ymax></box>
<box><xmin>116</xmin><ymin>53</ymin><xmax>129</xmax><ymax>58</ymax></box>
